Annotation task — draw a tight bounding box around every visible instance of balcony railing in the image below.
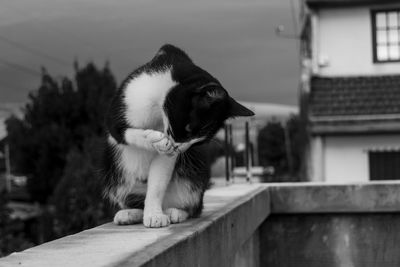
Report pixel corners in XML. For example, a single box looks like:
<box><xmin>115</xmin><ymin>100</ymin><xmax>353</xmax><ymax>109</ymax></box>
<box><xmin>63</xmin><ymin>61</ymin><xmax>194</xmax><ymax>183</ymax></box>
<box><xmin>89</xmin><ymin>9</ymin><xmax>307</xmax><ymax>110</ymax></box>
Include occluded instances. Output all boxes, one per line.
<box><xmin>1</xmin><ymin>181</ymin><xmax>400</xmax><ymax>267</ymax></box>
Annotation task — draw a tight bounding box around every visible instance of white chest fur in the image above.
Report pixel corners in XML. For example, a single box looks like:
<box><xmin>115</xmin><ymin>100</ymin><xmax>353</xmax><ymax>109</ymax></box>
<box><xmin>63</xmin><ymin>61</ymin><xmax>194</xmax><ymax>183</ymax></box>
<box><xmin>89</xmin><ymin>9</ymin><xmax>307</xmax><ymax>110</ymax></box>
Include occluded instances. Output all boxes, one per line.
<box><xmin>109</xmin><ymin>69</ymin><xmax>178</xmax><ymax>206</ymax></box>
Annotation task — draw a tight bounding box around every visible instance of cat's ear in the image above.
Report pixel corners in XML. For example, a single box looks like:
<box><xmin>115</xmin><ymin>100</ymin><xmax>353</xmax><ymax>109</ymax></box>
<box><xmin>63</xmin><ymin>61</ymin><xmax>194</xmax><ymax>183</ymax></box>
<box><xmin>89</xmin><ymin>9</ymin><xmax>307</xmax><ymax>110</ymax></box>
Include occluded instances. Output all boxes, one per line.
<box><xmin>228</xmin><ymin>97</ymin><xmax>255</xmax><ymax>117</ymax></box>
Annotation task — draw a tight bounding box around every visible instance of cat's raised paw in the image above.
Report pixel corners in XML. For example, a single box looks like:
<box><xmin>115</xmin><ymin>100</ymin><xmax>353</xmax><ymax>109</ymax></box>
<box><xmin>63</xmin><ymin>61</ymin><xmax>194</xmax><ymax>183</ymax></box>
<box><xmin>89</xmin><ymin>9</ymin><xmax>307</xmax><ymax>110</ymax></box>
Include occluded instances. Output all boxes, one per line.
<box><xmin>144</xmin><ymin>130</ymin><xmax>164</xmax><ymax>143</ymax></box>
<box><xmin>113</xmin><ymin>209</ymin><xmax>143</xmax><ymax>225</ymax></box>
<box><xmin>165</xmin><ymin>208</ymin><xmax>189</xmax><ymax>224</ymax></box>
<box><xmin>152</xmin><ymin>137</ymin><xmax>175</xmax><ymax>155</ymax></box>
<box><xmin>143</xmin><ymin>212</ymin><xmax>170</xmax><ymax>228</ymax></box>
<box><xmin>144</xmin><ymin>130</ymin><xmax>175</xmax><ymax>155</ymax></box>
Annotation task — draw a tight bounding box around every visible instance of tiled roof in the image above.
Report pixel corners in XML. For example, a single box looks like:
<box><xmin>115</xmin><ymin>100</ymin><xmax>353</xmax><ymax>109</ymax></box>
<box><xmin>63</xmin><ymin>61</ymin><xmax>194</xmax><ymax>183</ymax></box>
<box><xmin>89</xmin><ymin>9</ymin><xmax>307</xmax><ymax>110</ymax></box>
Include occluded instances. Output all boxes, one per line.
<box><xmin>309</xmin><ymin>75</ymin><xmax>400</xmax><ymax>117</ymax></box>
<box><xmin>306</xmin><ymin>0</ymin><xmax>399</xmax><ymax>7</ymax></box>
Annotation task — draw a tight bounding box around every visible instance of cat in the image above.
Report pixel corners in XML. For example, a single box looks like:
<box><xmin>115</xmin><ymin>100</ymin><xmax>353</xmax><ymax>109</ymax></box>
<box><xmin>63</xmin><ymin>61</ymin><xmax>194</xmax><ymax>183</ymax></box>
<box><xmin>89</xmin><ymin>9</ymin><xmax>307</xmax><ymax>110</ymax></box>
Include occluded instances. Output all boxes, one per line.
<box><xmin>101</xmin><ymin>44</ymin><xmax>254</xmax><ymax>228</ymax></box>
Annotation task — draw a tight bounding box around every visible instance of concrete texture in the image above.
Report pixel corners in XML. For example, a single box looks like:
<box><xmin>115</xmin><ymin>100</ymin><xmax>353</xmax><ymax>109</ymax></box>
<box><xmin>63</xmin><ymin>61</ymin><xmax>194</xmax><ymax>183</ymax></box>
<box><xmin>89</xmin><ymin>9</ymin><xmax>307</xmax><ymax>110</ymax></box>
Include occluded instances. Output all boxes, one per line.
<box><xmin>261</xmin><ymin>214</ymin><xmax>400</xmax><ymax>267</ymax></box>
<box><xmin>268</xmin><ymin>181</ymin><xmax>400</xmax><ymax>213</ymax></box>
<box><xmin>0</xmin><ymin>184</ymin><xmax>269</xmax><ymax>267</ymax></box>
<box><xmin>3</xmin><ymin>182</ymin><xmax>400</xmax><ymax>267</ymax></box>
<box><xmin>233</xmin><ymin>229</ymin><xmax>260</xmax><ymax>267</ymax></box>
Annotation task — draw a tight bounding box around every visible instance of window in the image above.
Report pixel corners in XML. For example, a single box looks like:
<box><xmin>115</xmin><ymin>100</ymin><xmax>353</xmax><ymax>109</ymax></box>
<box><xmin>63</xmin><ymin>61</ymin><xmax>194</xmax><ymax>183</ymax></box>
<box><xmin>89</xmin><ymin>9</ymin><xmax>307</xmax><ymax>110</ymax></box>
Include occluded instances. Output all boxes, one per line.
<box><xmin>371</xmin><ymin>9</ymin><xmax>400</xmax><ymax>62</ymax></box>
<box><xmin>369</xmin><ymin>151</ymin><xmax>400</xmax><ymax>180</ymax></box>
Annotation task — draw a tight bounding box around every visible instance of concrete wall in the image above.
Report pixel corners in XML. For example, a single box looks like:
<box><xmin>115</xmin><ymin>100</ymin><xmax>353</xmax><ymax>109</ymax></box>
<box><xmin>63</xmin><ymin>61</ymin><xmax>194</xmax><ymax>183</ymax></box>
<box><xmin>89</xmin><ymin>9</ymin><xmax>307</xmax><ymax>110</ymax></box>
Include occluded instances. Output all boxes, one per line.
<box><xmin>0</xmin><ymin>185</ymin><xmax>270</xmax><ymax>267</ymax></box>
<box><xmin>314</xmin><ymin>5</ymin><xmax>400</xmax><ymax>76</ymax></box>
<box><xmin>3</xmin><ymin>182</ymin><xmax>400</xmax><ymax>267</ymax></box>
<box><xmin>323</xmin><ymin>134</ymin><xmax>400</xmax><ymax>182</ymax></box>
<box><xmin>262</xmin><ymin>183</ymin><xmax>400</xmax><ymax>267</ymax></box>
<box><xmin>261</xmin><ymin>214</ymin><xmax>400</xmax><ymax>267</ymax></box>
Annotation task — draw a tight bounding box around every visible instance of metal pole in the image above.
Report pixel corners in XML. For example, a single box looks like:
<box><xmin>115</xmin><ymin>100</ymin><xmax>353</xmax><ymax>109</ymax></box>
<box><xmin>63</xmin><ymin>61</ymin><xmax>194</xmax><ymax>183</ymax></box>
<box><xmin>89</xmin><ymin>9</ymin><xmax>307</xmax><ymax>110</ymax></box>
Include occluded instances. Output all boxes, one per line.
<box><xmin>228</xmin><ymin>124</ymin><xmax>234</xmax><ymax>183</ymax></box>
<box><xmin>224</xmin><ymin>124</ymin><xmax>230</xmax><ymax>184</ymax></box>
<box><xmin>253</xmin><ymin>120</ymin><xmax>259</xmax><ymax>166</ymax></box>
<box><xmin>284</xmin><ymin>122</ymin><xmax>294</xmax><ymax>175</ymax></box>
<box><xmin>245</xmin><ymin>121</ymin><xmax>252</xmax><ymax>183</ymax></box>
<box><xmin>5</xmin><ymin>143</ymin><xmax>11</xmax><ymax>193</ymax></box>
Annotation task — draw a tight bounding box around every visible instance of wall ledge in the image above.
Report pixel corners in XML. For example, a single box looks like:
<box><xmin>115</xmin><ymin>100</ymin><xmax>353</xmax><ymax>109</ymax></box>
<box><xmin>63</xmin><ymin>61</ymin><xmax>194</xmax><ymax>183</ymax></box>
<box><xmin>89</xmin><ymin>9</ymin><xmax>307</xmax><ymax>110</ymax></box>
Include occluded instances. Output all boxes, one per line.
<box><xmin>267</xmin><ymin>181</ymin><xmax>400</xmax><ymax>213</ymax></box>
<box><xmin>0</xmin><ymin>184</ymin><xmax>270</xmax><ymax>267</ymax></box>
<box><xmin>3</xmin><ymin>181</ymin><xmax>400</xmax><ymax>266</ymax></box>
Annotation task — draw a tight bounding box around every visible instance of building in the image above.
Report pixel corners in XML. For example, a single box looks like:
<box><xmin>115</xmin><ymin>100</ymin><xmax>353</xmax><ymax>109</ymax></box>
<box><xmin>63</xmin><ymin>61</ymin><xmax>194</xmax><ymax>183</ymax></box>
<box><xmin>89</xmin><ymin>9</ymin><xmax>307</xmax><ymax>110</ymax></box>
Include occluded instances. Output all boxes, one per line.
<box><xmin>301</xmin><ymin>0</ymin><xmax>400</xmax><ymax>182</ymax></box>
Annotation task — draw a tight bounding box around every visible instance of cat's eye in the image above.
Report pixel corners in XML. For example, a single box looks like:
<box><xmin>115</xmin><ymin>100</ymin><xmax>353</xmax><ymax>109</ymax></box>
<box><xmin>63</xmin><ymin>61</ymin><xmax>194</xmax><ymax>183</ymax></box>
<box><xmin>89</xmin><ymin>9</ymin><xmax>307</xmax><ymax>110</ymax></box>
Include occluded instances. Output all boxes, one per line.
<box><xmin>185</xmin><ymin>124</ymin><xmax>191</xmax><ymax>132</ymax></box>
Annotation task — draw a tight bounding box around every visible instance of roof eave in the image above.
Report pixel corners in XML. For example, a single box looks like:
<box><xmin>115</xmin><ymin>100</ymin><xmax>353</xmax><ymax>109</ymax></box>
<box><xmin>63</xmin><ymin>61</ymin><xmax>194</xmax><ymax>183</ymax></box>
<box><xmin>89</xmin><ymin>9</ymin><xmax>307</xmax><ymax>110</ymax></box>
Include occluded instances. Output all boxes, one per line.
<box><xmin>310</xmin><ymin>113</ymin><xmax>400</xmax><ymax>122</ymax></box>
<box><xmin>306</xmin><ymin>0</ymin><xmax>400</xmax><ymax>8</ymax></box>
<box><xmin>309</xmin><ymin>117</ymin><xmax>400</xmax><ymax>135</ymax></box>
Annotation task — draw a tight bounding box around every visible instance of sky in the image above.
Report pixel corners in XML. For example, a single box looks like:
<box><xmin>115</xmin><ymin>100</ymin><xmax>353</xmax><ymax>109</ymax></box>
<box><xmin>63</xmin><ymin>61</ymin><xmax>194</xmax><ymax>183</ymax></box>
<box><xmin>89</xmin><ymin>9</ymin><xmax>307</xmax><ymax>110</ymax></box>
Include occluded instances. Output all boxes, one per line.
<box><xmin>0</xmin><ymin>0</ymin><xmax>300</xmax><ymax>107</ymax></box>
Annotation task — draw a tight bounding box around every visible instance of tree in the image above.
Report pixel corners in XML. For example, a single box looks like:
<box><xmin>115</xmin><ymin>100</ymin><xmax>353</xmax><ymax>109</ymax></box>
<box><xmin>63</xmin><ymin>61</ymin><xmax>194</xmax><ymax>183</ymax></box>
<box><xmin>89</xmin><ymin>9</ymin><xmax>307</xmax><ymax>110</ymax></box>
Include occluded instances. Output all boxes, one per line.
<box><xmin>4</xmin><ymin>62</ymin><xmax>117</xmax><ymax>242</ymax></box>
<box><xmin>0</xmin><ymin>191</ymin><xmax>33</xmax><ymax>257</ymax></box>
<box><xmin>286</xmin><ymin>115</ymin><xmax>306</xmax><ymax>177</ymax></box>
<box><xmin>51</xmin><ymin>137</ymin><xmax>113</xmax><ymax>237</ymax></box>
<box><xmin>257</xmin><ymin>115</ymin><xmax>305</xmax><ymax>181</ymax></box>
<box><xmin>258</xmin><ymin>121</ymin><xmax>286</xmax><ymax>174</ymax></box>
<box><xmin>5</xmin><ymin>63</ymin><xmax>117</xmax><ymax>204</ymax></box>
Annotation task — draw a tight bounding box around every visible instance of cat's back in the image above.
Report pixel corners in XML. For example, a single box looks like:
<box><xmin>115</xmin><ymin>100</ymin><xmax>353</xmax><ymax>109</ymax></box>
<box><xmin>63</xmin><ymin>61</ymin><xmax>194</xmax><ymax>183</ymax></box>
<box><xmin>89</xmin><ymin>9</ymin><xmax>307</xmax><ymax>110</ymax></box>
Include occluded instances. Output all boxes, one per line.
<box><xmin>121</xmin><ymin>44</ymin><xmax>190</xmax><ymax>104</ymax></box>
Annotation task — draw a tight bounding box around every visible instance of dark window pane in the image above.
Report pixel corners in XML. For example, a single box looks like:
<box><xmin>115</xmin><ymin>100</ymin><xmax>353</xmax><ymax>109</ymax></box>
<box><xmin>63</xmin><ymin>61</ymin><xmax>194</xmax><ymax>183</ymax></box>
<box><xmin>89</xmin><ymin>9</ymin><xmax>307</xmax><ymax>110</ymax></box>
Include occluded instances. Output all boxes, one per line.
<box><xmin>369</xmin><ymin>151</ymin><xmax>400</xmax><ymax>180</ymax></box>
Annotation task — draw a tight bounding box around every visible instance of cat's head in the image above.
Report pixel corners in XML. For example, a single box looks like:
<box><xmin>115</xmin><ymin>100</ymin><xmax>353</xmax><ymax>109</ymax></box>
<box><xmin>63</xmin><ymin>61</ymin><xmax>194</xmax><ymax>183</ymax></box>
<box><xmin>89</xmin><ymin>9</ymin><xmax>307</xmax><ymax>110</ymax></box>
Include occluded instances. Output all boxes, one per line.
<box><xmin>163</xmin><ymin>80</ymin><xmax>254</xmax><ymax>152</ymax></box>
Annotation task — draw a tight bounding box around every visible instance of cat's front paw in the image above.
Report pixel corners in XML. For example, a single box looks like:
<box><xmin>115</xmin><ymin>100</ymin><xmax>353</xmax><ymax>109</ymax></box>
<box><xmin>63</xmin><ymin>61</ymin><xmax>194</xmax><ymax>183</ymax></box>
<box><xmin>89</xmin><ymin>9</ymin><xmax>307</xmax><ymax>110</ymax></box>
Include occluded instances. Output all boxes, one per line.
<box><xmin>143</xmin><ymin>212</ymin><xmax>170</xmax><ymax>228</ymax></box>
<box><xmin>144</xmin><ymin>130</ymin><xmax>175</xmax><ymax>155</ymax></box>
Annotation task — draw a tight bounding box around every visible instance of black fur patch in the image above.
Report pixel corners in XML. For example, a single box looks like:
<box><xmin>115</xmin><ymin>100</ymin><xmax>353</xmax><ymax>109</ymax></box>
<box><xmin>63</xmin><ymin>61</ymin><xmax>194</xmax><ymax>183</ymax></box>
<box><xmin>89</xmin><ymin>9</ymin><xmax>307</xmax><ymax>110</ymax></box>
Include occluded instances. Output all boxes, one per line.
<box><xmin>124</xmin><ymin>194</ymin><xmax>145</xmax><ymax>209</ymax></box>
<box><xmin>99</xmin><ymin>141</ymin><xmax>123</xmax><ymax>201</ymax></box>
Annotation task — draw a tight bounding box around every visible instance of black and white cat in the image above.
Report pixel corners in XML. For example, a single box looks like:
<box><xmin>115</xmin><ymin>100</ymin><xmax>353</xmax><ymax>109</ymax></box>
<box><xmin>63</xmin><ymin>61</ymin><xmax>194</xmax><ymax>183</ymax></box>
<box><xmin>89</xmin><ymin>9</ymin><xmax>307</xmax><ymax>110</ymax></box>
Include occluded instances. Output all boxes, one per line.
<box><xmin>101</xmin><ymin>44</ymin><xmax>254</xmax><ymax>228</ymax></box>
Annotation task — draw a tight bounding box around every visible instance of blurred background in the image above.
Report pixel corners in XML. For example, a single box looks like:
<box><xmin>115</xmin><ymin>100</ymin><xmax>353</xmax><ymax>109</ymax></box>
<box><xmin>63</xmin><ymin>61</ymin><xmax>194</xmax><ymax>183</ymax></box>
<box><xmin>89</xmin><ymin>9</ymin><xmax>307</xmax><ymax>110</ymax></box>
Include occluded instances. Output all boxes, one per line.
<box><xmin>0</xmin><ymin>0</ymin><xmax>302</xmax><ymax>256</ymax></box>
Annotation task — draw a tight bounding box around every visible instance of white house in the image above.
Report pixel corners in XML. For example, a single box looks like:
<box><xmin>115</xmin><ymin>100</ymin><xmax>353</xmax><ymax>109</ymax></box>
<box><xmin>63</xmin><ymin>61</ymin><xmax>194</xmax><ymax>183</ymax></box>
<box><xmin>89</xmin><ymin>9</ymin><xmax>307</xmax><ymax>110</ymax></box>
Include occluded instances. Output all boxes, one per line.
<box><xmin>301</xmin><ymin>0</ymin><xmax>400</xmax><ymax>182</ymax></box>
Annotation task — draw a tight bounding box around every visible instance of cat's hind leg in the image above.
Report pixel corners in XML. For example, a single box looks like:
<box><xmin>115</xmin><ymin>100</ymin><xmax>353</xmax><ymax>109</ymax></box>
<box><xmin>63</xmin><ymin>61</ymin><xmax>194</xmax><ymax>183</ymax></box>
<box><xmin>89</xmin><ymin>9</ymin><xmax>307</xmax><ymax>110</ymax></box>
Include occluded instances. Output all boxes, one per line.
<box><xmin>165</xmin><ymin>208</ymin><xmax>189</xmax><ymax>224</ymax></box>
<box><xmin>113</xmin><ymin>209</ymin><xmax>144</xmax><ymax>225</ymax></box>
<box><xmin>163</xmin><ymin>178</ymin><xmax>203</xmax><ymax>224</ymax></box>
<box><xmin>114</xmin><ymin>191</ymin><xmax>146</xmax><ymax>225</ymax></box>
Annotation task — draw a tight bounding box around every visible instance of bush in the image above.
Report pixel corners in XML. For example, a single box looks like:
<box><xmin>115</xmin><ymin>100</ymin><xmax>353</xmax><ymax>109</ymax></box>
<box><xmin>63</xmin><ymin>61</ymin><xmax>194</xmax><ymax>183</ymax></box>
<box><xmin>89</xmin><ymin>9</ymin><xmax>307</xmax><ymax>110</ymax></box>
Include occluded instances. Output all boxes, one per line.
<box><xmin>0</xmin><ymin>191</ymin><xmax>34</xmax><ymax>257</ymax></box>
<box><xmin>257</xmin><ymin>115</ymin><xmax>305</xmax><ymax>181</ymax></box>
